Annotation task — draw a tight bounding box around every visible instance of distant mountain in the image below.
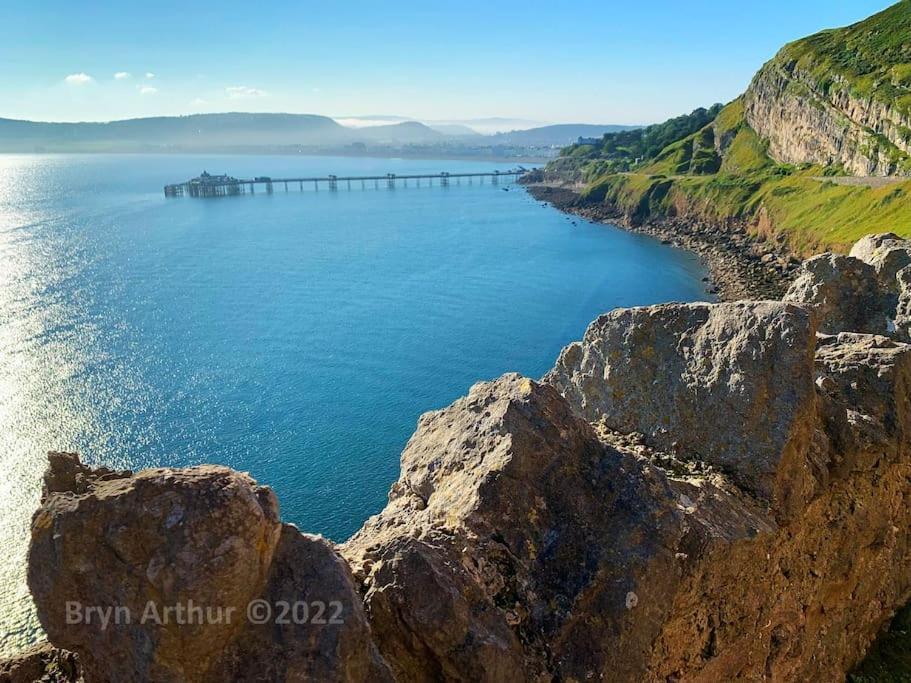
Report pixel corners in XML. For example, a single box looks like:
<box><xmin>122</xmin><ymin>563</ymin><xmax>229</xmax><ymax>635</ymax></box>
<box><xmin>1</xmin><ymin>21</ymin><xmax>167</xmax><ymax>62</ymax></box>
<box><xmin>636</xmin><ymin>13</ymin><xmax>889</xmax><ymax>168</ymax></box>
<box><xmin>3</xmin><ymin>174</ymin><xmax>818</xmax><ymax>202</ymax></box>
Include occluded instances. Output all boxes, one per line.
<box><xmin>353</xmin><ymin>121</ymin><xmax>444</xmax><ymax>144</ymax></box>
<box><xmin>489</xmin><ymin>124</ymin><xmax>641</xmax><ymax>147</ymax></box>
<box><xmin>427</xmin><ymin>124</ymin><xmax>483</xmax><ymax>137</ymax></box>
<box><xmin>440</xmin><ymin>117</ymin><xmax>546</xmax><ymax>134</ymax></box>
<box><xmin>0</xmin><ymin>113</ymin><xmax>445</xmax><ymax>152</ymax></box>
<box><xmin>0</xmin><ymin>112</ymin><xmax>639</xmax><ymax>154</ymax></box>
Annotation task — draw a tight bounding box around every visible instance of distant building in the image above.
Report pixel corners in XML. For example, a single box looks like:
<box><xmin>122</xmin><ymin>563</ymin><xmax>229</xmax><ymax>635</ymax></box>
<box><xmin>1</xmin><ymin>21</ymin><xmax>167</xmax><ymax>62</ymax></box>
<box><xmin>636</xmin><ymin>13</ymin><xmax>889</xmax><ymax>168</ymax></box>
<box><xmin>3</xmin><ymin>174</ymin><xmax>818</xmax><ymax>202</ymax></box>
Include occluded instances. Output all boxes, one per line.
<box><xmin>192</xmin><ymin>170</ymin><xmax>237</xmax><ymax>185</ymax></box>
<box><xmin>576</xmin><ymin>137</ymin><xmax>601</xmax><ymax>145</ymax></box>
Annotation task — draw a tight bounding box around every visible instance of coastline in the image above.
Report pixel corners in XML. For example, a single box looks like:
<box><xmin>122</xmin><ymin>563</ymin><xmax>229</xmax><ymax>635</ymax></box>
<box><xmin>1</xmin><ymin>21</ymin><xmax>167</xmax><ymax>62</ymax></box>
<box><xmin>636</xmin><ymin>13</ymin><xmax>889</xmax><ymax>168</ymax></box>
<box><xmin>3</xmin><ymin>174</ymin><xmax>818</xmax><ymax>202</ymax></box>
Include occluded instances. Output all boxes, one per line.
<box><xmin>522</xmin><ymin>183</ymin><xmax>800</xmax><ymax>301</ymax></box>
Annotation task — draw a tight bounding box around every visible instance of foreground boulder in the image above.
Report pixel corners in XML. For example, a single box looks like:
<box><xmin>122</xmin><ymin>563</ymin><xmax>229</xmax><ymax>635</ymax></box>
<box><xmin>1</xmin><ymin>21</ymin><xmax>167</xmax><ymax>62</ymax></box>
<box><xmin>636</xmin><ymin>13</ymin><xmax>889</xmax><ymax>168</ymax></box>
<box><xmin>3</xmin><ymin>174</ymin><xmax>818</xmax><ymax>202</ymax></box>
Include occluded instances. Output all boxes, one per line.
<box><xmin>8</xmin><ymin>235</ymin><xmax>911</xmax><ymax>681</ymax></box>
<box><xmin>29</xmin><ymin>457</ymin><xmax>283</xmax><ymax>681</ymax></box>
<box><xmin>343</xmin><ymin>374</ymin><xmax>774</xmax><ymax>681</ymax></box>
<box><xmin>27</xmin><ymin>455</ymin><xmax>387</xmax><ymax>682</ymax></box>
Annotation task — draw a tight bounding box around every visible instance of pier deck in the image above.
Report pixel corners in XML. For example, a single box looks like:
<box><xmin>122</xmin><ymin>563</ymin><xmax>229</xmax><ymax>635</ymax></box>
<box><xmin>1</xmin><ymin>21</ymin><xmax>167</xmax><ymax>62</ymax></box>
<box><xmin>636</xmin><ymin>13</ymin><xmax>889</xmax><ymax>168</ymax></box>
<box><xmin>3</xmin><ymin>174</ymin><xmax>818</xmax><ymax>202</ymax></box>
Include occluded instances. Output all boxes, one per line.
<box><xmin>164</xmin><ymin>169</ymin><xmax>528</xmax><ymax>198</ymax></box>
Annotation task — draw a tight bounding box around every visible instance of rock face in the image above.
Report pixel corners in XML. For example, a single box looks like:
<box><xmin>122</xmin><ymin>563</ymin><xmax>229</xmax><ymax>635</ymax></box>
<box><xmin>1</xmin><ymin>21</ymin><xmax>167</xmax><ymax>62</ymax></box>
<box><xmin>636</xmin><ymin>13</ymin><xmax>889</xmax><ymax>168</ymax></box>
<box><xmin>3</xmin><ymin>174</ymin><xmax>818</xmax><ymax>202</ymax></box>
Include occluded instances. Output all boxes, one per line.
<box><xmin>783</xmin><ymin>253</ymin><xmax>889</xmax><ymax>335</ymax></box>
<box><xmin>742</xmin><ymin>2</ymin><xmax>911</xmax><ymax>177</ymax></box>
<box><xmin>544</xmin><ymin>301</ymin><xmax>819</xmax><ymax>515</ymax></box>
<box><xmin>744</xmin><ymin>59</ymin><xmax>909</xmax><ymax>176</ymax></box>
<box><xmin>897</xmin><ymin>265</ymin><xmax>911</xmax><ymax>342</ymax></box>
<box><xmin>208</xmin><ymin>526</ymin><xmax>392</xmax><ymax>683</ymax></box>
<box><xmin>850</xmin><ymin>232</ymin><xmax>911</xmax><ymax>290</ymax></box>
<box><xmin>9</xmin><ymin>234</ymin><xmax>911</xmax><ymax>681</ymax></box>
<box><xmin>342</xmin><ymin>373</ymin><xmax>780</xmax><ymax>681</ymax></box>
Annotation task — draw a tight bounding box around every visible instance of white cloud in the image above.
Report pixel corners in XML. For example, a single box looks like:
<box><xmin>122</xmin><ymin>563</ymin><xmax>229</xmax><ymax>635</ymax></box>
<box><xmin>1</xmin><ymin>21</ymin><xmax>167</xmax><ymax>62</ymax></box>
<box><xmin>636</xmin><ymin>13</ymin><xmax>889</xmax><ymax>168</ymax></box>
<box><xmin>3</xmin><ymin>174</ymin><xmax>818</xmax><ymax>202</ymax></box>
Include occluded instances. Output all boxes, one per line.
<box><xmin>145</xmin><ymin>72</ymin><xmax>156</xmax><ymax>79</ymax></box>
<box><xmin>64</xmin><ymin>72</ymin><xmax>93</xmax><ymax>86</ymax></box>
<box><xmin>191</xmin><ymin>97</ymin><xmax>207</xmax><ymax>107</ymax></box>
<box><xmin>138</xmin><ymin>85</ymin><xmax>158</xmax><ymax>95</ymax></box>
<box><xmin>113</xmin><ymin>71</ymin><xmax>131</xmax><ymax>80</ymax></box>
<box><xmin>225</xmin><ymin>85</ymin><xmax>266</xmax><ymax>99</ymax></box>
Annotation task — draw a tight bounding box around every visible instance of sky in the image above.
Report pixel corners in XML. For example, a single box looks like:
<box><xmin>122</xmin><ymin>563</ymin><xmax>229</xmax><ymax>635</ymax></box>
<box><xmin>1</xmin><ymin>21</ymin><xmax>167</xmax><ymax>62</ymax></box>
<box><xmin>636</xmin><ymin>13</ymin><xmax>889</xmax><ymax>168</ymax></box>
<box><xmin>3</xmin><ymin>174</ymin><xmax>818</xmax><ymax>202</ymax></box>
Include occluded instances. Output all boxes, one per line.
<box><xmin>0</xmin><ymin>0</ymin><xmax>896</xmax><ymax>126</ymax></box>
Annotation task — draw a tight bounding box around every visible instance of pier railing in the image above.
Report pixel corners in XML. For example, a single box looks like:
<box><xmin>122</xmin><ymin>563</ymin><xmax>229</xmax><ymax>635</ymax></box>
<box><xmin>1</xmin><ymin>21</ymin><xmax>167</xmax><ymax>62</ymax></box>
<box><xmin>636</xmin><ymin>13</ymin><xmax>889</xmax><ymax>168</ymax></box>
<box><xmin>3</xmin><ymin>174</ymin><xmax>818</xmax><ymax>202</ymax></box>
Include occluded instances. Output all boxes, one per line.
<box><xmin>164</xmin><ymin>170</ymin><xmax>527</xmax><ymax>198</ymax></box>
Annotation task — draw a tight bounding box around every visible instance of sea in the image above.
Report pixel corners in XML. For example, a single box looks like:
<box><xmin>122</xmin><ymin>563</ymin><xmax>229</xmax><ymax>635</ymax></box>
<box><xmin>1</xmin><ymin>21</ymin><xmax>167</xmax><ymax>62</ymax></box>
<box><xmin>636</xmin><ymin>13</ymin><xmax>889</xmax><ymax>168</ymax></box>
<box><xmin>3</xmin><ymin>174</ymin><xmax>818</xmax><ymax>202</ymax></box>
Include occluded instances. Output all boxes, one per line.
<box><xmin>0</xmin><ymin>153</ymin><xmax>712</xmax><ymax>654</ymax></box>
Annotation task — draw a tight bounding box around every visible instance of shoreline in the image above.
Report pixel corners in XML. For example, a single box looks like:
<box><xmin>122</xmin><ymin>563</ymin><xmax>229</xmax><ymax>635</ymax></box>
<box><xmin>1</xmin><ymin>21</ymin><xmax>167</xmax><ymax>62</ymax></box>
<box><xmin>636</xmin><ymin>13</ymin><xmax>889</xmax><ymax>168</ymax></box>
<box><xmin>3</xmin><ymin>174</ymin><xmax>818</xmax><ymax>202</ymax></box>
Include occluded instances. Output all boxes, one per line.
<box><xmin>523</xmin><ymin>183</ymin><xmax>799</xmax><ymax>301</ymax></box>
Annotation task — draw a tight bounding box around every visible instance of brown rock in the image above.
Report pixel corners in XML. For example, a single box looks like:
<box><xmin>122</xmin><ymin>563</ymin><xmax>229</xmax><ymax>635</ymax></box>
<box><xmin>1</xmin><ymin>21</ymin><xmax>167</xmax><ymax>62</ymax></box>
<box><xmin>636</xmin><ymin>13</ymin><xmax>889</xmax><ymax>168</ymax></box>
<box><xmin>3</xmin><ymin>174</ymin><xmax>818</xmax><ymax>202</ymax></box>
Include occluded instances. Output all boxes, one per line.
<box><xmin>343</xmin><ymin>374</ymin><xmax>773</xmax><ymax>681</ymax></box>
<box><xmin>209</xmin><ymin>525</ymin><xmax>392</xmax><ymax>682</ymax></box>
<box><xmin>0</xmin><ymin>642</ymin><xmax>81</xmax><ymax>683</ymax></box>
<box><xmin>28</xmin><ymin>454</ymin><xmax>282</xmax><ymax>682</ymax></box>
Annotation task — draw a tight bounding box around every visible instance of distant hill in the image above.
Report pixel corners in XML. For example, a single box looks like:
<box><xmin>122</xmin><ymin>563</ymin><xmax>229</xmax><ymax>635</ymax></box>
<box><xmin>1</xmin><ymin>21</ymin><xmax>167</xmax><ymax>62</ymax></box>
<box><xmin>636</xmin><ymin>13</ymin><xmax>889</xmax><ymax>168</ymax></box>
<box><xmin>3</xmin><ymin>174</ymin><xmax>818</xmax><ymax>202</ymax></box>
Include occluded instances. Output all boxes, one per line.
<box><xmin>489</xmin><ymin>124</ymin><xmax>641</xmax><ymax>147</ymax></box>
<box><xmin>427</xmin><ymin>124</ymin><xmax>483</xmax><ymax>137</ymax></box>
<box><xmin>0</xmin><ymin>112</ymin><xmax>641</xmax><ymax>154</ymax></box>
<box><xmin>0</xmin><ymin>113</ymin><xmax>445</xmax><ymax>152</ymax></box>
<box><xmin>354</xmin><ymin>121</ymin><xmax>444</xmax><ymax>144</ymax></box>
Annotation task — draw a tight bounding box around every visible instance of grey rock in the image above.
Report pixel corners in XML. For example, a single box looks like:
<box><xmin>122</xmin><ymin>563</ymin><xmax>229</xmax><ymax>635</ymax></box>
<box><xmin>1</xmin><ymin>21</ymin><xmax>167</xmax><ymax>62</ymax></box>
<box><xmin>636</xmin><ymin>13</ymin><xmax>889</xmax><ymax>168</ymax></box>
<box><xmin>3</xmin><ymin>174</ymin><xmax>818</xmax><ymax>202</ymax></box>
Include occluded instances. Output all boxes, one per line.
<box><xmin>544</xmin><ymin>301</ymin><xmax>820</xmax><ymax>514</ymax></box>
<box><xmin>850</xmin><ymin>233</ymin><xmax>911</xmax><ymax>284</ymax></box>
<box><xmin>783</xmin><ymin>253</ymin><xmax>889</xmax><ymax>335</ymax></box>
<box><xmin>896</xmin><ymin>265</ymin><xmax>911</xmax><ymax>342</ymax></box>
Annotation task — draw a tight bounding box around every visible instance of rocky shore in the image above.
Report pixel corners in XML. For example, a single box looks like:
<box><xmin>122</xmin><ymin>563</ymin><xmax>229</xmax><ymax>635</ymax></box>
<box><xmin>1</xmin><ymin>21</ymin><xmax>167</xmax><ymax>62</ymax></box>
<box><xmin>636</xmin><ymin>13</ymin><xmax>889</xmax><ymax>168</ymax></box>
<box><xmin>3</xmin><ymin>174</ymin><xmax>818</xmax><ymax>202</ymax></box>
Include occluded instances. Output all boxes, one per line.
<box><xmin>523</xmin><ymin>183</ymin><xmax>800</xmax><ymax>302</ymax></box>
<box><xmin>4</xmin><ymin>235</ymin><xmax>911</xmax><ymax>681</ymax></box>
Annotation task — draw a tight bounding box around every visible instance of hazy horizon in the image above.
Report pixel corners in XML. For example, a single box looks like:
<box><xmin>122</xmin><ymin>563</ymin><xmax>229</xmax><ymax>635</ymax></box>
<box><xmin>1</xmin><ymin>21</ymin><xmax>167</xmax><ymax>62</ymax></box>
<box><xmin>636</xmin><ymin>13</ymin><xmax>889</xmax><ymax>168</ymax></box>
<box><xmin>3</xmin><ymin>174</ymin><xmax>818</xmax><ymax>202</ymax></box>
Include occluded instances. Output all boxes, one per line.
<box><xmin>0</xmin><ymin>1</ymin><xmax>893</xmax><ymax>126</ymax></box>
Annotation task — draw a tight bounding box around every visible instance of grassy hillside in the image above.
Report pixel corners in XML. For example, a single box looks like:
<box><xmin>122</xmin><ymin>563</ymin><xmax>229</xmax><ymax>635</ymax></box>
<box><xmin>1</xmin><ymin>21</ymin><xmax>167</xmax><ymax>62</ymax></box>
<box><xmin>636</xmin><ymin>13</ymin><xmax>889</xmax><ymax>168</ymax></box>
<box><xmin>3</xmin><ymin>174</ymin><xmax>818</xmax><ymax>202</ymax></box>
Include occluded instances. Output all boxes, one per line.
<box><xmin>548</xmin><ymin>105</ymin><xmax>723</xmax><ymax>182</ymax></box>
<box><xmin>553</xmin><ymin>99</ymin><xmax>911</xmax><ymax>254</ymax></box>
<box><xmin>776</xmin><ymin>0</ymin><xmax>911</xmax><ymax>119</ymax></box>
<box><xmin>543</xmin><ymin>2</ymin><xmax>911</xmax><ymax>253</ymax></box>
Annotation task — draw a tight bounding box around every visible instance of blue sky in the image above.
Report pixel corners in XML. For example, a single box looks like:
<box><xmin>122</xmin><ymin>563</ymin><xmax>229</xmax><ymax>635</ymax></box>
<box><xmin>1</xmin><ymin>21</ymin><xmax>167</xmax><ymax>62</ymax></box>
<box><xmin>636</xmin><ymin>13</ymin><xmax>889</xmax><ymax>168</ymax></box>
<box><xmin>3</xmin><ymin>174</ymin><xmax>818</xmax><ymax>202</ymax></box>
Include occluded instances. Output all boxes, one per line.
<box><xmin>0</xmin><ymin>1</ymin><xmax>896</xmax><ymax>125</ymax></box>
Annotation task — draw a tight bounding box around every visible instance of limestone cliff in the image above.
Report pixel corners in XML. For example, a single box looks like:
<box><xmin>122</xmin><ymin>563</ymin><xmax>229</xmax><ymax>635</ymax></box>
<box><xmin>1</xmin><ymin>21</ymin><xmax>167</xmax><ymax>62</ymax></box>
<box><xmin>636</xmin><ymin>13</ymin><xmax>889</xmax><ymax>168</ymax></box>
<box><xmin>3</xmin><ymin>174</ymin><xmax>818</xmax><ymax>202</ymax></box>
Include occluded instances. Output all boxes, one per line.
<box><xmin>743</xmin><ymin>2</ymin><xmax>911</xmax><ymax>176</ymax></box>
<box><xmin>4</xmin><ymin>235</ymin><xmax>911</xmax><ymax>682</ymax></box>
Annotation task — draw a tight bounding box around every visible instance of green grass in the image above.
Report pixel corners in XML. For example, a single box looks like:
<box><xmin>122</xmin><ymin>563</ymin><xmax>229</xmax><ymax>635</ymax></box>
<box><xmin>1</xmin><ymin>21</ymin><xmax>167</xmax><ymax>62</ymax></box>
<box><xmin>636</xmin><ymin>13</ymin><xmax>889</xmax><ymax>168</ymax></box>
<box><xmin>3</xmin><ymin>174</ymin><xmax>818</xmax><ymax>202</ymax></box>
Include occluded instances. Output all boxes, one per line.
<box><xmin>720</xmin><ymin>127</ymin><xmax>774</xmax><ymax>174</ymax></box>
<box><xmin>581</xmin><ymin>165</ymin><xmax>911</xmax><ymax>254</ymax></box>
<box><xmin>571</xmin><ymin>92</ymin><xmax>911</xmax><ymax>254</ymax></box>
<box><xmin>774</xmin><ymin>1</ymin><xmax>911</xmax><ymax>117</ymax></box>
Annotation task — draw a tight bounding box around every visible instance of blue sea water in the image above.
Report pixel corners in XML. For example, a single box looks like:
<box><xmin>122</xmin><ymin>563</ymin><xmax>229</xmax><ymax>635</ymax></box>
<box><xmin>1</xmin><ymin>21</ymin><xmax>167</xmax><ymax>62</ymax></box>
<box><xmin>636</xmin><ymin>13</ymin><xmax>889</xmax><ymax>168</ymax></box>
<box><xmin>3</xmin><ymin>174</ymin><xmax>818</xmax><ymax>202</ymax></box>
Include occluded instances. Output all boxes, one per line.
<box><xmin>0</xmin><ymin>153</ymin><xmax>711</xmax><ymax>654</ymax></box>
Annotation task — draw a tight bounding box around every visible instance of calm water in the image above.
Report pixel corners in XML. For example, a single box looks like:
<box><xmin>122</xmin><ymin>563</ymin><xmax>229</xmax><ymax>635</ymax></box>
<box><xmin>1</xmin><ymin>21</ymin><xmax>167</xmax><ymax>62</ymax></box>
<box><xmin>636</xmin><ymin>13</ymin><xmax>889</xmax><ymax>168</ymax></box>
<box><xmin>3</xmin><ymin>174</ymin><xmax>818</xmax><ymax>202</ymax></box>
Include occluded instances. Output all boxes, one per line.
<box><xmin>0</xmin><ymin>154</ymin><xmax>711</xmax><ymax>654</ymax></box>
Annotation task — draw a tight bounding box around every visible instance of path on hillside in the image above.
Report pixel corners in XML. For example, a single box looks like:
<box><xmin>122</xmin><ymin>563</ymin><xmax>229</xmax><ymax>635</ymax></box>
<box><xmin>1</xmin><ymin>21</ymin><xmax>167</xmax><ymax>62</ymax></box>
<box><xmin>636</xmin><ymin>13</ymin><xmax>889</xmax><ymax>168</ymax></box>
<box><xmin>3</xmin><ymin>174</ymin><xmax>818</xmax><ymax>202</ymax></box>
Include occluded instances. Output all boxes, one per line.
<box><xmin>813</xmin><ymin>176</ymin><xmax>909</xmax><ymax>188</ymax></box>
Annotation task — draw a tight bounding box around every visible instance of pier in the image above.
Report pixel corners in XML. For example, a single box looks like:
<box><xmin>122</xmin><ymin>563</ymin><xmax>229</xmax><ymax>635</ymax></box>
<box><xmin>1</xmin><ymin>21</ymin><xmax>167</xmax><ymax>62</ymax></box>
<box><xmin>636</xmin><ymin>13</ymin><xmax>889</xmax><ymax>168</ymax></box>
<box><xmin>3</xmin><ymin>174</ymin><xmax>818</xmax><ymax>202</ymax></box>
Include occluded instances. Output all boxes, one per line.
<box><xmin>164</xmin><ymin>169</ymin><xmax>528</xmax><ymax>198</ymax></box>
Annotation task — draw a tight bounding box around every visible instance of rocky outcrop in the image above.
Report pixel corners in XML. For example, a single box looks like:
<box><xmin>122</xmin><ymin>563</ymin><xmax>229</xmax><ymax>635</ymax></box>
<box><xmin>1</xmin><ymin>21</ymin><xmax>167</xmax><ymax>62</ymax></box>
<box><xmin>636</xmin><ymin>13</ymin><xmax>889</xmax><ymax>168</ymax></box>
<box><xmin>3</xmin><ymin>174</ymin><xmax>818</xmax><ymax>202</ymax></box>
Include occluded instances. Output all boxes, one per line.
<box><xmin>850</xmin><ymin>232</ymin><xmax>911</xmax><ymax>291</ymax></box>
<box><xmin>783</xmin><ymin>234</ymin><xmax>911</xmax><ymax>340</ymax></box>
<box><xmin>29</xmin><ymin>458</ymin><xmax>283</xmax><ymax>682</ymax></box>
<box><xmin>26</xmin><ymin>455</ymin><xmax>388</xmax><ymax>682</ymax></box>
<box><xmin>544</xmin><ymin>301</ymin><xmax>820</xmax><ymax>516</ymax></box>
<box><xmin>9</xmin><ymin>234</ymin><xmax>911</xmax><ymax>681</ymax></box>
<box><xmin>783</xmin><ymin>254</ymin><xmax>889</xmax><ymax>335</ymax></box>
